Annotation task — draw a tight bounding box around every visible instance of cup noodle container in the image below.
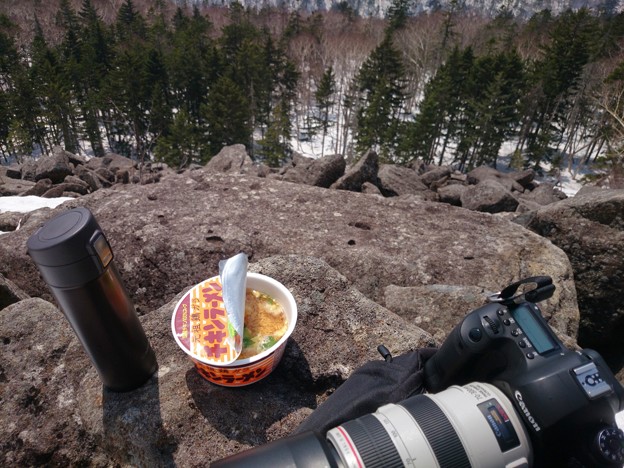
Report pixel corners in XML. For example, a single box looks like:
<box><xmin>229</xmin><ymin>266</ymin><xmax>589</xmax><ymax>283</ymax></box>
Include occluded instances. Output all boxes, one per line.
<box><xmin>171</xmin><ymin>273</ymin><xmax>297</xmax><ymax>387</ymax></box>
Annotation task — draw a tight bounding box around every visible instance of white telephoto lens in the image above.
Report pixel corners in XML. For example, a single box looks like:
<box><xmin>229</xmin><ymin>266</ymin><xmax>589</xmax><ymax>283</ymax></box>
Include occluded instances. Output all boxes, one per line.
<box><xmin>327</xmin><ymin>382</ymin><xmax>531</xmax><ymax>468</ymax></box>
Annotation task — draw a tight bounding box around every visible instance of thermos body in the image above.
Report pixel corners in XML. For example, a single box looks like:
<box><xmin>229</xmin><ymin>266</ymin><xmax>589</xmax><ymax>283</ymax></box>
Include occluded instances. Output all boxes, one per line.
<box><xmin>27</xmin><ymin>207</ymin><xmax>157</xmax><ymax>391</ymax></box>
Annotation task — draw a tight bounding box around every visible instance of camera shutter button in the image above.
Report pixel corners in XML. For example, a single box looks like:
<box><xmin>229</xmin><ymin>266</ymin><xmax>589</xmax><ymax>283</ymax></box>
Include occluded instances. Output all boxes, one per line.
<box><xmin>468</xmin><ymin>328</ymin><xmax>483</xmax><ymax>342</ymax></box>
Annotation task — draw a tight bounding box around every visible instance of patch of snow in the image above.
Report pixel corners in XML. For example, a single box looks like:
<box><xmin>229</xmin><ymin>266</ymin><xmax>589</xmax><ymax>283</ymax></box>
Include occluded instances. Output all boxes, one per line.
<box><xmin>0</xmin><ymin>196</ymin><xmax>72</xmax><ymax>235</ymax></box>
<box><xmin>0</xmin><ymin>196</ymin><xmax>73</xmax><ymax>214</ymax></box>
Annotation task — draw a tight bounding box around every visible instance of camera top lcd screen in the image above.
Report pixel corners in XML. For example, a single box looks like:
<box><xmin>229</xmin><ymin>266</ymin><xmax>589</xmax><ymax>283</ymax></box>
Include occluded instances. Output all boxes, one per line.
<box><xmin>510</xmin><ymin>304</ymin><xmax>558</xmax><ymax>354</ymax></box>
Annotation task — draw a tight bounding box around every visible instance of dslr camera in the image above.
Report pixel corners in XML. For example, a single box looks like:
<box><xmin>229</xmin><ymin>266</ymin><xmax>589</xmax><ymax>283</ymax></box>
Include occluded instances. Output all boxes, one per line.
<box><xmin>213</xmin><ymin>277</ymin><xmax>624</xmax><ymax>467</ymax></box>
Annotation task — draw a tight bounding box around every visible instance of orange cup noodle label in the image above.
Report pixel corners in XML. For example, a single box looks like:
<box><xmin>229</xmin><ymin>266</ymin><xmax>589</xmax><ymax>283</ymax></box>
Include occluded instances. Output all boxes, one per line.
<box><xmin>193</xmin><ymin>343</ymin><xmax>286</xmax><ymax>387</ymax></box>
<box><xmin>173</xmin><ymin>277</ymin><xmax>242</xmax><ymax>364</ymax></box>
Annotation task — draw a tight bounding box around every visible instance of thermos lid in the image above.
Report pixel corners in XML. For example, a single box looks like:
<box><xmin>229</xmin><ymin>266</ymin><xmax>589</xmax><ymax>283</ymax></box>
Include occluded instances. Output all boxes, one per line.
<box><xmin>27</xmin><ymin>207</ymin><xmax>114</xmax><ymax>287</ymax></box>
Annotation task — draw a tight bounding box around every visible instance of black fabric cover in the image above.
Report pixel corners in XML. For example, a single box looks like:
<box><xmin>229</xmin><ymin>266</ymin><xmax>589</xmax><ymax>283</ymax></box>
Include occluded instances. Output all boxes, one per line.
<box><xmin>294</xmin><ymin>347</ymin><xmax>438</xmax><ymax>436</ymax></box>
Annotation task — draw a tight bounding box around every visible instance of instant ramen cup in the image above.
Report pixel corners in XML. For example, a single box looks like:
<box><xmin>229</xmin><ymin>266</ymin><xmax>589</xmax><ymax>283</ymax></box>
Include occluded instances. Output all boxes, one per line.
<box><xmin>171</xmin><ymin>273</ymin><xmax>297</xmax><ymax>386</ymax></box>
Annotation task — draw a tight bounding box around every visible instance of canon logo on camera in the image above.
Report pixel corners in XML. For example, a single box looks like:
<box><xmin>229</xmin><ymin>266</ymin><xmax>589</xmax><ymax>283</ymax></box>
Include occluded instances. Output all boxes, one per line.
<box><xmin>514</xmin><ymin>390</ymin><xmax>541</xmax><ymax>432</ymax></box>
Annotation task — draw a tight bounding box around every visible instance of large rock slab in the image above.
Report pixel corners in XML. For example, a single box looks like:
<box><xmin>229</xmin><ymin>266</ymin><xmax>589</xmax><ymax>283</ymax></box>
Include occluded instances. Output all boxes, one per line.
<box><xmin>384</xmin><ymin>283</ymin><xmax>579</xmax><ymax>349</ymax></box>
<box><xmin>203</xmin><ymin>144</ymin><xmax>255</xmax><ymax>174</ymax></box>
<box><xmin>377</xmin><ymin>164</ymin><xmax>435</xmax><ymax>198</ymax></box>
<box><xmin>520</xmin><ymin>189</ymin><xmax>624</xmax><ymax>369</ymax></box>
<box><xmin>330</xmin><ymin>149</ymin><xmax>378</xmax><ymax>191</ymax></box>
<box><xmin>34</xmin><ymin>147</ymin><xmax>74</xmax><ymax>184</ymax></box>
<box><xmin>0</xmin><ymin>273</ymin><xmax>29</xmax><ymax>309</ymax></box>
<box><xmin>0</xmin><ymin>170</ymin><xmax>578</xmax><ymax>338</ymax></box>
<box><xmin>461</xmin><ymin>179</ymin><xmax>520</xmax><ymax>213</ymax></box>
<box><xmin>0</xmin><ymin>256</ymin><xmax>433</xmax><ymax>466</ymax></box>
<box><xmin>0</xmin><ymin>176</ymin><xmax>36</xmax><ymax>196</ymax></box>
<box><xmin>278</xmin><ymin>153</ymin><xmax>346</xmax><ymax>188</ymax></box>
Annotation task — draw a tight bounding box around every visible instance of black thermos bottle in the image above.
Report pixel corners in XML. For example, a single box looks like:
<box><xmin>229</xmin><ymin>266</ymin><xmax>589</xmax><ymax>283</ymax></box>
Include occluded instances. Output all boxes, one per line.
<box><xmin>27</xmin><ymin>207</ymin><xmax>157</xmax><ymax>391</ymax></box>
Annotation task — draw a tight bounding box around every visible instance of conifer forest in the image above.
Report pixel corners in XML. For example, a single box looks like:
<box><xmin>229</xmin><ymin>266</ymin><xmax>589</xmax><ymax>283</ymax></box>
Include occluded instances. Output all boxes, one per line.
<box><xmin>1</xmin><ymin>0</ymin><xmax>624</xmax><ymax>178</ymax></box>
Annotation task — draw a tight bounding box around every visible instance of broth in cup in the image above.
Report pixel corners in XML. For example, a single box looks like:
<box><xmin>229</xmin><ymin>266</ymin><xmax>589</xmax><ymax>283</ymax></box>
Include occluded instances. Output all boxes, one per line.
<box><xmin>240</xmin><ymin>289</ymin><xmax>288</xmax><ymax>360</ymax></box>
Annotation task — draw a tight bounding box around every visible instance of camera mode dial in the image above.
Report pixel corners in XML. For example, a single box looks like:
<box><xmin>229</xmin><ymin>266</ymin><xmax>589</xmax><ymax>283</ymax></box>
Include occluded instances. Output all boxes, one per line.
<box><xmin>594</xmin><ymin>427</ymin><xmax>624</xmax><ymax>465</ymax></box>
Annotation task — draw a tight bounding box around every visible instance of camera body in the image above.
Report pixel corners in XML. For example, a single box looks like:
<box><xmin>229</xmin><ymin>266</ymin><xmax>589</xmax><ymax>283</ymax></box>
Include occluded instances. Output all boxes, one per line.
<box><xmin>425</xmin><ymin>283</ymin><xmax>624</xmax><ymax>467</ymax></box>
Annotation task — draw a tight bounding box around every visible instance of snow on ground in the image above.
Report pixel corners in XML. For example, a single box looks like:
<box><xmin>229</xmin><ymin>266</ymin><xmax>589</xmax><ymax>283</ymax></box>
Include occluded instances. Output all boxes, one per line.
<box><xmin>0</xmin><ymin>196</ymin><xmax>73</xmax><ymax>235</ymax></box>
<box><xmin>0</xmin><ymin>196</ymin><xmax>73</xmax><ymax>214</ymax></box>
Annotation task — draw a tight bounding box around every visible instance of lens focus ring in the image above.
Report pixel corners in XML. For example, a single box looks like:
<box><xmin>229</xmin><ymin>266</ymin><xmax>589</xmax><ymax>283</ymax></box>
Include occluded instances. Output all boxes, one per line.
<box><xmin>340</xmin><ymin>414</ymin><xmax>403</xmax><ymax>468</ymax></box>
<box><xmin>401</xmin><ymin>395</ymin><xmax>471</xmax><ymax>468</ymax></box>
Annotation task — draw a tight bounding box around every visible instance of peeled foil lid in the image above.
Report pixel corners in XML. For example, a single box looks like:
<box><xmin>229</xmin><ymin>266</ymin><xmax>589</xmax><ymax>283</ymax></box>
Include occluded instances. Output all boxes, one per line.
<box><xmin>171</xmin><ymin>253</ymin><xmax>248</xmax><ymax>365</ymax></box>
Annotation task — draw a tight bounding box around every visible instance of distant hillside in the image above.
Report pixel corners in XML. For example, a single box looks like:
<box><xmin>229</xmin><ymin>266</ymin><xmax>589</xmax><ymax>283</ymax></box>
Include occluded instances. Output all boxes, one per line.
<box><xmin>183</xmin><ymin>0</ymin><xmax>623</xmax><ymax>18</ymax></box>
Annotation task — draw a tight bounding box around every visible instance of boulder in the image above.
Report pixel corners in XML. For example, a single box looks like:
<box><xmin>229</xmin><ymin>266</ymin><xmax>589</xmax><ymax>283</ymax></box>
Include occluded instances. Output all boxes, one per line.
<box><xmin>20</xmin><ymin>160</ymin><xmax>38</xmax><ymax>181</ymax></box>
<box><xmin>5</xmin><ymin>165</ymin><xmax>22</xmax><ymax>179</ymax></box>
<box><xmin>384</xmin><ymin>283</ymin><xmax>578</xmax><ymax>349</ymax></box>
<box><xmin>204</xmin><ymin>144</ymin><xmax>255</xmax><ymax>174</ymax></box>
<box><xmin>437</xmin><ymin>184</ymin><xmax>467</xmax><ymax>206</ymax></box>
<box><xmin>0</xmin><ymin>177</ymin><xmax>36</xmax><ymax>196</ymax></box>
<box><xmin>20</xmin><ymin>179</ymin><xmax>53</xmax><ymax>197</ymax></box>
<box><xmin>0</xmin><ymin>256</ymin><xmax>434</xmax><ymax>466</ymax></box>
<box><xmin>0</xmin><ymin>211</ymin><xmax>24</xmax><ymax>232</ymax></box>
<box><xmin>0</xmin><ymin>171</ymin><xmax>578</xmax><ymax>341</ymax></box>
<box><xmin>0</xmin><ymin>272</ymin><xmax>29</xmax><ymax>309</ymax></box>
<box><xmin>376</xmin><ymin>164</ymin><xmax>431</xmax><ymax>197</ymax></box>
<box><xmin>74</xmin><ymin>165</ymin><xmax>108</xmax><ymax>192</ymax></box>
<box><xmin>361</xmin><ymin>181</ymin><xmax>382</xmax><ymax>195</ymax></box>
<box><xmin>519</xmin><ymin>182</ymin><xmax>567</xmax><ymax>206</ymax></box>
<box><xmin>62</xmin><ymin>175</ymin><xmax>91</xmax><ymax>195</ymax></box>
<box><xmin>466</xmin><ymin>166</ymin><xmax>525</xmax><ymax>193</ymax></box>
<box><xmin>330</xmin><ymin>150</ymin><xmax>378</xmax><ymax>192</ymax></box>
<box><xmin>42</xmin><ymin>185</ymin><xmax>71</xmax><ymax>198</ymax></box>
<box><xmin>385</xmin><ymin>284</ymin><xmax>492</xmax><ymax>344</ymax></box>
<box><xmin>87</xmin><ymin>153</ymin><xmax>136</xmax><ymax>173</ymax></box>
<box><xmin>280</xmin><ymin>153</ymin><xmax>346</xmax><ymax>188</ymax></box>
<box><xmin>34</xmin><ymin>147</ymin><xmax>74</xmax><ymax>184</ymax></box>
<box><xmin>419</xmin><ymin>165</ymin><xmax>452</xmax><ymax>188</ymax></box>
<box><xmin>66</xmin><ymin>151</ymin><xmax>88</xmax><ymax>167</ymax></box>
<box><xmin>520</xmin><ymin>189</ymin><xmax>624</xmax><ymax>370</ymax></box>
<box><xmin>509</xmin><ymin>168</ymin><xmax>536</xmax><ymax>190</ymax></box>
<box><xmin>460</xmin><ymin>179</ymin><xmax>519</xmax><ymax>213</ymax></box>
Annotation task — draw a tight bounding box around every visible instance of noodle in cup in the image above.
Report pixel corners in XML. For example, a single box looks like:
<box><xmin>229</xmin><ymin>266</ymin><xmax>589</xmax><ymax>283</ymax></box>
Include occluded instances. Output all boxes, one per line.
<box><xmin>171</xmin><ymin>273</ymin><xmax>297</xmax><ymax>386</ymax></box>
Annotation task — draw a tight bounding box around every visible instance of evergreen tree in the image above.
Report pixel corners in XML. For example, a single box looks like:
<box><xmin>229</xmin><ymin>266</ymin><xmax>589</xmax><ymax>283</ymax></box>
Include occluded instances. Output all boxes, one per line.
<box><xmin>0</xmin><ymin>15</ymin><xmax>19</xmax><ymax>157</ymax></box>
<box><xmin>155</xmin><ymin>109</ymin><xmax>207</xmax><ymax>168</ymax></box>
<box><xmin>167</xmin><ymin>6</ymin><xmax>212</xmax><ymax>124</ymax></box>
<box><xmin>354</xmin><ymin>35</ymin><xmax>407</xmax><ymax>160</ymax></box>
<box><xmin>76</xmin><ymin>0</ymin><xmax>112</xmax><ymax>156</ymax></box>
<box><xmin>202</xmin><ymin>76</ymin><xmax>252</xmax><ymax>157</ymax></box>
<box><xmin>315</xmin><ymin>66</ymin><xmax>336</xmax><ymax>157</ymax></box>
<box><xmin>116</xmin><ymin>0</ymin><xmax>146</xmax><ymax>41</ymax></box>
<box><xmin>456</xmin><ymin>50</ymin><xmax>525</xmax><ymax>170</ymax></box>
<box><xmin>30</xmin><ymin>17</ymin><xmax>79</xmax><ymax>153</ymax></box>
<box><xmin>261</xmin><ymin>100</ymin><xmax>291</xmax><ymax>167</ymax></box>
<box><xmin>523</xmin><ymin>9</ymin><xmax>600</xmax><ymax>167</ymax></box>
<box><xmin>386</xmin><ymin>0</ymin><xmax>410</xmax><ymax>33</ymax></box>
<box><xmin>402</xmin><ymin>46</ymin><xmax>471</xmax><ymax>164</ymax></box>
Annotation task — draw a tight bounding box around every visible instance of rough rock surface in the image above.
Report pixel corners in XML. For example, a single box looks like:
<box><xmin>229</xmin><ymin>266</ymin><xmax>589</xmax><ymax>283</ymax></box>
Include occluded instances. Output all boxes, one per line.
<box><xmin>34</xmin><ymin>147</ymin><xmax>74</xmax><ymax>184</ymax></box>
<box><xmin>461</xmin><ymin>179</ymin><xmax>520</xmax><ymax>213</ymax></box>
<box><xmin>437</xmin><ymin>184</ymin><xmax>466</xmax><ymax>206</ymax></box>
<box><xmin>466</xmin><ymin>165</ymin><xmax>525</xmax><ymax>193</ymax></box>
<box><xmin>0</xmin><ymin>171</ymin><xmax>578</xmax><ymax>340</ymax></box>
<box><xmin>385</xmin><ymin>284</ymin><xmax>495</xmax><ymax>344</ymax></box>
<box><xmin>0</xmin><ymin>256</ymin><xmax>434</xmax><ymax>466</ymax></box>
<box><xmin>0</xmin><ymin>176</ymin><xmax>36</xmax><ymax>196</ymax></box>
<box><xmin>0</xmin><ymin>273</ymin><xmax>29</xmax><ymax>309</ymax></box>
<box><xmin>519</xmin><ymin>182</ymin><xmax>567</xmax><ymax>206</ymax></box>
<box><xmin>384</xmin><ymin>283</ymin><xmax>579</xmax><ymax>349</ymax></box>
<box><xmin>520</xmin><ymin>189</ymin><xmax>624</xmax><ymax>369</ymax></box>
<box><xmin>376</xmin><ymin>164</ymin><xmax>433</xmax><ymax>198</ymax></box>
<box><xmin>420</xmin><ymin>165</ymin><xmax>452</xmax><ymax>189</ymax></box>
<box><xmin>203</xmin><ymin>144</ymin><xmax>256</xmax><ymax>174</ymax></box>
<box><xmin>330</xmin><ymin>149</ymin><xmax>378</xmax><ymax>191</ymax></box>
<box><xmin>278</xmin><ymin>153</ymin><xmax>346</xmax><ymax>188</ymax></box>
